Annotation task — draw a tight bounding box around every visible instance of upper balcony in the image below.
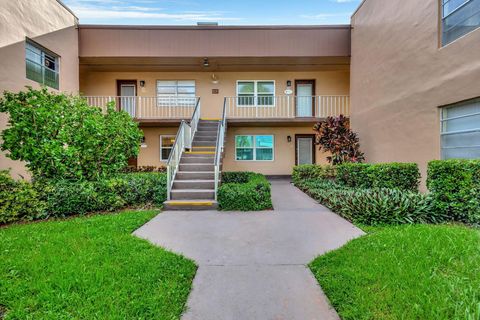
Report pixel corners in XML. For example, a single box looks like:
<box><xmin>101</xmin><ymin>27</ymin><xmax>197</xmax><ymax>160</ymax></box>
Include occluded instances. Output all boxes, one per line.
<box><xmin>84</xmin><ymin>96</ymin><xmax>198</xmax><ymax>123</ymax></box>
<box><xmin>83</xmin><ymin>95</ymin><xmax>349</xmax><ymax>123</ymax></box>
<box><xmin>225</xmin><ymin>95</ymin><xmax>349</xmax><ymax>123</ymax></box>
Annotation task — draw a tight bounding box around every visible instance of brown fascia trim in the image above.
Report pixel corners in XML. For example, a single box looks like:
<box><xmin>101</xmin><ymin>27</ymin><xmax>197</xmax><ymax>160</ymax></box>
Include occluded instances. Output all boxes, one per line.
<box><xmin>55</xmin><ymin>0</ymin><xmax>79</xmax><ymax>22</ymax></box>
<box><xmin>78</xmin><ymin>24</ymin><xmax>352</xmax><ymax>31</ymax></box>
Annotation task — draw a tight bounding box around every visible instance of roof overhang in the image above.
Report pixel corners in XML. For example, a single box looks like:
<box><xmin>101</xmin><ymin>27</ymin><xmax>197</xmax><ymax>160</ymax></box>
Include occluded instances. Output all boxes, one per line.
<box><xmin>79</xmin><ymin>25</ymin><xmax>351</xmax><ymax>72</ymax></box>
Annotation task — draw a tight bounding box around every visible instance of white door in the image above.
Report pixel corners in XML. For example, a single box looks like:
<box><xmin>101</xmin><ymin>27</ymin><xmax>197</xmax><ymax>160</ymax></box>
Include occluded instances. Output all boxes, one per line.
<box><xmin>120</xmin><ymin>84</ymin><xmax>136</xmax><ymax>117</ymax></box>
<box><xmin>296</xmin><ymin>82</ymin><xmax>314</xmax><ymax>117</ymax></box>
<box><xmin>297</xmin><ymin>137</ymin><xmax>314</xmax><ymax>165</ymax></box>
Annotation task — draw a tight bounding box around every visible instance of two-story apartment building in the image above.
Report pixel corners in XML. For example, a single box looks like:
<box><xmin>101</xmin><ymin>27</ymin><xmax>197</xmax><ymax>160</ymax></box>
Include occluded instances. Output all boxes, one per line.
<box><xmin>1</xmin><ymin>0</ymin><xmax>480</xmax><ymax>191</ymax></box>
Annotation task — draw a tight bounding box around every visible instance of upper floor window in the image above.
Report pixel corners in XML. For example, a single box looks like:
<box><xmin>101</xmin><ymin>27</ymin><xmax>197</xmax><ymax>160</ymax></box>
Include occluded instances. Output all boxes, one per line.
<box><xmin>25</xmin><ymin>40</ymin><xmax>59</xmax><ymax>89</ymax></box>
<box><xmin>442</xmin><ymin>0</ymin><xmax>480</xmax><ymax>45</ymax></box>
<box><xmin>440</xmin><ymin>97</ymin><xmax>480</xmax><ymax>159</ymax></box>
<box><xmin>237</xmin><ymin>81</ymin><xmax>275</xmax><ymax>106</ymax></box>
<box><xmin>156</xmin><ymin>80</ymin><xmax>196</xmax><ymax>106</ymax></box>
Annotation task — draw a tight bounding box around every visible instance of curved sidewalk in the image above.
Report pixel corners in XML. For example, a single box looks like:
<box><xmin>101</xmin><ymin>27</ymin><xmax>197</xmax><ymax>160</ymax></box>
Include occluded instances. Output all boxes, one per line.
<box><xmin>134</xmin><ymin>178</ymin><xmax>364</xmax><ymax>320</ymax></box>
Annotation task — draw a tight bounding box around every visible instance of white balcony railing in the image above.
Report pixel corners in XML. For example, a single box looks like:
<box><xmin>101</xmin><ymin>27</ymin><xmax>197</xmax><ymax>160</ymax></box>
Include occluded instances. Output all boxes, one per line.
<box><xmin>83</xmin><ymin>96</ymin><xmax>198</xmax><ymax>120</ymax></box>
<box><xmin>224</xmin><ymin>95</ymin><xmax>350</xmax><ymax>119</ymax></box>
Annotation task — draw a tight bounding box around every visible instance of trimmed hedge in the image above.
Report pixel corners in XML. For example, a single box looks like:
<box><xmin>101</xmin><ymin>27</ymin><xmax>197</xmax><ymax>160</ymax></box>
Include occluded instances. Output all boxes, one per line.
<box><xmin>296</xmin><ymin>179</ymin><xmax>434</xmax><ymax>225</ymax></box>
<box><xmin>218</xmin><ymin>172</ymin><xmax>272</xmax><ymax>211</ymax></box>
<box><xmin>427</xmin><ymin>160</ymin><xmax>480</xmax><ymax>224</ymax></box>
<box><xmin>292</xmin><ymin>164</ymin><xmax>336</xmax><ymax>184</ymax></box>
<box><xmin>337</xmin><ymin>162</ymin><xmax>420</xmax><ymax>191</ymax></box>
<box><xmin>0</xmin><ymin>172</ymin><xmax>167</xmax><ymax>225</ymax></box>
<box><xmin>0</xmin><ymin>171</ymin><xmax>46</xmax><ymax>224</ymax></box>
<box><xmin>38</xmin><ymin>173</ymin><xmax>167</xmax><ymax>217</ymax></box>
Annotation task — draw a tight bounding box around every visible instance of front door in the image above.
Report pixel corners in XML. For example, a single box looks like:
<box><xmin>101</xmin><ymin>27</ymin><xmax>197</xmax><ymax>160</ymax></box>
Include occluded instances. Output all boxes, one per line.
<box><xmin>117</xmin><ymin>80</ymin><xmax>137</xmax><ymax>117</ymax></box>
<box><xmin>295</xmin><ymin>80</ymin><xmax>315</xmax><ymax>117</ymax></box>
<box><xmin>295</xmin><ymin>134</ymin><xmax>316</xmax><ymax>165</ymax></box>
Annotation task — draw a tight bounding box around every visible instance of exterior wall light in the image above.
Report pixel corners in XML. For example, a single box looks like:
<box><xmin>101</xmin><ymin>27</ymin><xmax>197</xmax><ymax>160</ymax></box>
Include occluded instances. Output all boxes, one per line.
<box><xmin>287</xmin><ymin>80</ymin><xmax>292</xmax><ymax>87</ymax></box>
<box><xmin>287</xmin><ymin>135</ymin><xmax>292</xmax><ymax>143</ymax></box>
<box><xmin>139</xmin><ymin>80</ymin><xmax>145</xmax><ymax>87</ymax></box>
<box><xmin>203</xmin><ymin>58</ymin><xmax>209</xmax><ymax>67</ymax></box>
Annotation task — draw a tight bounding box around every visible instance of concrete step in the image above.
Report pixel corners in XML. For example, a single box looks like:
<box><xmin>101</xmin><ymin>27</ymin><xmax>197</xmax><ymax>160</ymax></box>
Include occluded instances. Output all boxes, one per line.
<box><xmin>173</xmin><ymin>180</ymin><xmax>215</xmax><ymax>189</ymax></box>
<box><xmin>176</xmin><ymin>171</ymin><xmax>215</xmax><ymax>180</ymax></box>
<box><xmin>179</xmin><ymin>163</ymin><xmax>215</xmax><ymax>171</ymax></box>
<box><xmin>181</xmin><ymin>156</ymin><xmax>215</xmax><ymax>164</ymax></box>
<box><xmin>183</xmin><ymin>151</ymin><xmax>216</xmax><ymax>157</ymax></box>
<box><xmin>195</xmin><ymin>131</ymin><xmax>218</xmax><ymax>137</ymax></box>
<box><xmin>194</xmin><ymin>136</ymin><xmax>217</xmax><ymax>142</ymax></box>
<box><xmin>163</xmin><ymin>200</ymin><xmax>218</xmax><ymax>211</ymax></box>
<box><xmin>193</xmin><ymin>140</ymin><xmax>216</xmax><ymax>147</ymax></box>
<box><xmin>190</xmin><ymin>146</ymin><xmax>216</xmax><ymax>152</ymax></box>
<box><xmin>198</xmin><ymin>124</ymin><xmax>219</xmax><ymax>130</ymax></box>
<box><xmin>171</xmin><ymin>189</ymin><xmax>215</xmax><ymax>200</ymax></box>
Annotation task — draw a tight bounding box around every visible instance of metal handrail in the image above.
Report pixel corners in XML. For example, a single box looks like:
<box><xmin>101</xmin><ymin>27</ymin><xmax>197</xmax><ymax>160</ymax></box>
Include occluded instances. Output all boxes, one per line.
<box><xmin>188</xmin><ymin>98</ymin><xmax>201</xmax><ymax>149</ymax></box>
<box><xmin>166</xmin><ymin>97</ymin><xmax>201</xmax><ymax>200</ymax></box>
<box><xmin>214</xmin><ymin>99</ymin><xmax>228</xmax><ymax>200</ymax></box>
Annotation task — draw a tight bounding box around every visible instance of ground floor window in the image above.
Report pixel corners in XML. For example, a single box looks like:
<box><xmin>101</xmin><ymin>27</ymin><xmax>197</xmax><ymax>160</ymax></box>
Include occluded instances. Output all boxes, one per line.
<box><xmin>441</xmin><ymin>97</ymin><xmax>480</xmax><ymax>159</ymax></box>
<box><xmin>235</xmin><ymin>135</ymin><xmax>274</xmax><ymax>161</ymax></box>
<box><xmin>160</xmin><ymin>135</ymin><xmax>175</xmax><ymax>161</ymax></box>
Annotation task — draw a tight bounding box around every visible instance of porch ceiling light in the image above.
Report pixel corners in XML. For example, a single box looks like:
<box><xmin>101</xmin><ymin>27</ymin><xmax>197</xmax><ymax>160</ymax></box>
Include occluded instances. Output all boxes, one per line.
<box><xmin>203</xmin><ymin>58</ymin><xmax>209</xmax><ymax>67</ymax></box>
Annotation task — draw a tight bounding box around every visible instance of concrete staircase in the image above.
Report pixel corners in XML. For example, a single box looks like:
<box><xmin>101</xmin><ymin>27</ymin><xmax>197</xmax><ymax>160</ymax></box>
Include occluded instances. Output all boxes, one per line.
<box><xmin>164</xmin><ymin>119</ymin><xmax>221</xmax><ymax>210</ymax></box>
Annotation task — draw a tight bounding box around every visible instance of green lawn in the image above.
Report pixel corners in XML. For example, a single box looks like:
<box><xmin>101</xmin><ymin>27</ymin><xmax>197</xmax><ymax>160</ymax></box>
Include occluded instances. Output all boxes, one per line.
<box><xmin>0</xmin><ymin>210</ymin><xmax>197</xmax><ymax>320</ymax></box>
<box><xmin>310</xmin><ymin>224</ymin><xmax>480</xmax><ymax>320</ymax></box>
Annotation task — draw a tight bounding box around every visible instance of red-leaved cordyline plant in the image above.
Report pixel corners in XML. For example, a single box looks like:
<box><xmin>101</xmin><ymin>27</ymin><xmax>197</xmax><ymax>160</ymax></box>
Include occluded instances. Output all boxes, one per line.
<box><xmin>313</xmin><ymin>115</ymin><xmax>365</xmax><ymax>165</ymax></box>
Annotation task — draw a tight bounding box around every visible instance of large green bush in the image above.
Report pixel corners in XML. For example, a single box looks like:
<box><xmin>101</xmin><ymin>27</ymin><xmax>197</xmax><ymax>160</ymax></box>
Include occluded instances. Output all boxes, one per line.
<box><xmin>0</xmin><ymin>171</ymin><xmax>46</xmax><ymax>224</ymax></box>
<box><xmin>296</xmin><ymin>179</ymin><xmax>434</xmax><ymax>225</ymax></box>
<box><xmin>292</xmin><ymin>164</ymin><xmax>336</xmax><ymax>184</ymax></box>
<box><xmin>218</xmin><ymin>172</ymin><xmax>272</xmax><ymax>211</ymax></box>
<box><xmin>38</xmin><ymin>173</ymin><xmax>167</xmax><ymax>217</ymax></box>
<box><xmin>427</xmin><ymin>160</ymin><xmax>480</xmax><ymax>224</ymax></box>
<box><xmin>337</xmin><ymin>162</ymin><xmax>420</xmax><ymax>191</ymax></box>
<box><xmin>0</xmin><ymin>88</ymin><xmax>143</xmax><ymax>180</ymax></box>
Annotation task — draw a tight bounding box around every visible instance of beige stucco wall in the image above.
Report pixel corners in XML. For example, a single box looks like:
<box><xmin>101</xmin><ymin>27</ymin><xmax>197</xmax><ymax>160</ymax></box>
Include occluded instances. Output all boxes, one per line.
<box><xmin>81</xmin><ymin>70</ymin><xmax>347</xmax><ymax>173</ymax></box>
<box><xmin>80</xmin><ymin>70</ymin><xmax>350</xmax><ymax>118</ymax></box>
<box><xmin>136</xmin><ymin>124</ymin><xmax>327</xmax><ymax>175</ymax></box>
<box><xmin>138</xmin><ymin>126</ymin><xmax>180</xmax><ymax>167</ymax></box>
<box><xmin>223</xmin><ymin>126</ymin><xmax>328</xmax><ymax>175</ymax></box>
<box><xmin>0</xmin><ymin>0</ymin><xmax>79</xmax><ymax>178</ymax></box>
<box><xmin>350</xmin><ymin>0</ymin><xmax>480</xmax><ymax>188</ymax></box>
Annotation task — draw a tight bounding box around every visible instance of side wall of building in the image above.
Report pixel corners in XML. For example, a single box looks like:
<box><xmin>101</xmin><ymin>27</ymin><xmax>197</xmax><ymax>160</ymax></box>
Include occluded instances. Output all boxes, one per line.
<box><xmin>350</xmin><ymin>0</ymin><xmax>480</xmax><ymax>188</ymax></box>
<box><xmin>0</xmin><ymin>0</ymin><xmax>79</xmax><ymax>178</ymax></box>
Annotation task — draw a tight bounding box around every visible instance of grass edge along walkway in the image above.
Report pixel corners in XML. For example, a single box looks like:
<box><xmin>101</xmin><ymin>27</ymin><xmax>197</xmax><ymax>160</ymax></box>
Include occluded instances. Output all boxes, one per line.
<box><xmin>309</xmin><ymin>224</ymin><xmax>480</xmax><ymax>320</ymax></box>
<box><xmin>0</xmin><ymin>210</ymin><xmax>197</xmax><ymax>320</ymax></box>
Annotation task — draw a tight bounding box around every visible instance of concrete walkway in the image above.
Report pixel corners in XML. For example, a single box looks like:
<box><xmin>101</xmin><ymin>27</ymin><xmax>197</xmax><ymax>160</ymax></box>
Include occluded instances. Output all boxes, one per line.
<box><xmin>134</xmin><ymin>179</ymin><xmax>364</xmax><ymax>320</ymax></box>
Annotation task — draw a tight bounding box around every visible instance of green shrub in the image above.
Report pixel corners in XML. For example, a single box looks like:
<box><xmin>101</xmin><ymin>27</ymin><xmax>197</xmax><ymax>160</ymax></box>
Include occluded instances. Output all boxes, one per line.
<box><xmin>221</xmin><ymin>171</ymin><xmax>251</xmax><ymax>184</ymax></box>
<box><xmin>337</xmin><ymin>162</ymin><xmax>420</xmax><ymax>191</ymax></box>
<box><xmin>218</xmin><ymin>172</ymin><xmax>272</xmax><ymax>211</ymax></box>
<box><xmin>116</xmin><ymin>173</ymin><xmax>167</xmax><ymax>206</ymax></box>
<box><xmin>292</xmin><ymin>164</ymin><xmax>336</xmax><ymax>184</ymax></box>
<box><xmin>296</xmin><ymin>179</ymin><xmax>433</xmax><ymax>225</ymax></box>
<box><xmin>0</xmin><ymin>87</ymin><xmax>143</xmax><ymax>180</ymax></box>
<box><xmin>427</xmin><ymin>160</ymin><xmax>480</xmax><ymax>224</ymax></box>
<box><xmin>0</xmin><ymin>171</ymin><xmax>46</xmax><ymax>224</ymax></box>
<box><xmin>38</xmin><ymin>173</ymin><xmax>167</xmax><ymax>217</ymax></box>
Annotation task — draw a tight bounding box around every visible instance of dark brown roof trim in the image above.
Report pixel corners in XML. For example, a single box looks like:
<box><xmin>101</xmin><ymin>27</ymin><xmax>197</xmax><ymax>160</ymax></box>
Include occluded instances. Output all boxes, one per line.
<box><xmin>78</xmin><ymin>24</ymin><xmax>352</xmax><ymax>31</ymax></box>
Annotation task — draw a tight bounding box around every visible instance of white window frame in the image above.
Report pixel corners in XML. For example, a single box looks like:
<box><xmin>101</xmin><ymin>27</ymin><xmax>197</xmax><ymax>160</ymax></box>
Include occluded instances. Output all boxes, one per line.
<box><xmin>160</xmin><ymin>135</ymin><xmax>176</xmax><ymax>161</ymax></box>
<box><xmin>236</xmin><ymin>80</ymin><xmax>276</xmax><ymax>107</ymax></box>
<box><xmin>235</xmin><ymin>135</ymin><xmax>275</xmax><ymax>162</ymax></box>
<box><xmin>441</xmin><ymin>0</ymin><xmax>480</xmax><ymax>46</ymax></box>
<box><xmin>440</xmin><ymin>98</ymin><xmax>480</xmax><ymax>159</ymax></box>
<box><xmin>25</xmin><ymin>39</ymin><xmax>60</xmax><ymax>89</ymax></box>
<box><xmin>156</xmin><ymin>80</ymin><xmax>196</xmax><ymax>107</ymax></box>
